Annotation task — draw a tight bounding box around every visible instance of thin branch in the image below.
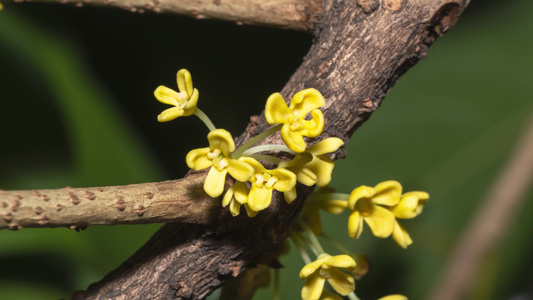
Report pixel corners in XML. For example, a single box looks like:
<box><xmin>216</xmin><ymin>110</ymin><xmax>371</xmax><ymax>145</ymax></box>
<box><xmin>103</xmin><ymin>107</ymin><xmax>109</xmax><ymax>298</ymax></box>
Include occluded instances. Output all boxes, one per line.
<box><xmin>429</xmin><ymin>112</ymin><xmax>533</xmax><ymax>300</ymax></box>
<box><xmin>16</xmin><ymin>0</ymin><xmax>323</xmax><ymax>31</ymax></box>
<box><xmin>0</xmin><ymin>172</ymin><xmax>222</xmax><ymax>230</ymax></box>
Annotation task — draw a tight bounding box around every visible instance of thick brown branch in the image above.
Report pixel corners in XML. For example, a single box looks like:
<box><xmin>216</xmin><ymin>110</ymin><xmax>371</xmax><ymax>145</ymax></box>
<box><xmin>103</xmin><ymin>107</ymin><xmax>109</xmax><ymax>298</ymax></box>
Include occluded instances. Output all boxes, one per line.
<box><xmin>15</xmin><ymin>0</ymin><xmax>322</xmax><ymax>31</ymax></box>
<box><xmin>0</xmin><ymin>172</ymin><xmax>221</xmax><ymax>230</ymax></box>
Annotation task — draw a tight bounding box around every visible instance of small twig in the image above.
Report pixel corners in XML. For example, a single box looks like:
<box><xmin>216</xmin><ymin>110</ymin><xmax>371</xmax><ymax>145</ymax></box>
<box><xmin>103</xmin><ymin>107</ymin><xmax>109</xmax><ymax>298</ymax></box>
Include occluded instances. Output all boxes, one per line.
<box><xmin>429</xmin><ymin>112</ymin><xmax>533</xmax><ymax>300</ymax></box>
<box><xmin>0</xmin><ymin>172</ymin><xmax>221</xmax><ymax>230</ymax></box>
<box><xmin>17</xmin><ymin>0</ymin><xmax>322</xmax><ymax>31</ymax></box>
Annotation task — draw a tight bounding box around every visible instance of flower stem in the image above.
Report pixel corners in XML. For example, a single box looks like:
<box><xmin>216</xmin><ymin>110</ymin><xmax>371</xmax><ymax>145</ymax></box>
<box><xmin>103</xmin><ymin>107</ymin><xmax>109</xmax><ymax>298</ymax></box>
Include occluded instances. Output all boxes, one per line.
<box><xmin>273</xmin><ymin>268</ymin><xmax>280</xmax><ymax>300</ymax></box>
<box><xmin>232</xmin><ymin>124</ymin><xmax>283</xmax><ymax>158</ymax></box>
<box><xmin>194</xmin><ymin>108</ymin><xmax>216</xmax><ymax>131</ymax></box>
<box><xmin>308</xmin><ymin>192</ymin><xmax>350</xmax><ymax>202</ymax></box>
<box><xmin>348</xmin><ymin>292</ymin><xmax>361</xmax><ymax>300</ymax></box>
<box><xmin>248</xmin><ymin>154</ymin><xmax>283</xmax><ymax>165</ymax></box>
<box><xmin>290</xmin><ymin>234</ymin><xmax>312</xmax><ymax>264</ymax></box>
<box><xmin>298</xmin><ymin>218</ymin><xmax>326</xmax><ymax>256</ymax></box>
<box><xmin>241</xmin><ymin>144</ymin><xmax>296</xmax><ymax>157</ymax></box>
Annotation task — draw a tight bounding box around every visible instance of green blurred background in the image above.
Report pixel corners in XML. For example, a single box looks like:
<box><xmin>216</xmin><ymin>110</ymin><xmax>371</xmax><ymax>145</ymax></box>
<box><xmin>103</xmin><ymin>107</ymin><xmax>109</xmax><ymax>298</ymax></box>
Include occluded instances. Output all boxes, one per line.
<box><xmin>0</xmin><ymin>1</ymin><xmax>532</xmax><ymax>299</ymax></box>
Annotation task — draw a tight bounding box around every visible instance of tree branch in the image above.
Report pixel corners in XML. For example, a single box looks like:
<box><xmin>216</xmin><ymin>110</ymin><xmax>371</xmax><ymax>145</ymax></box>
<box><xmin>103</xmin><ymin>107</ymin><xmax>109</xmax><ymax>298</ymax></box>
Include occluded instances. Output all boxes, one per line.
<box><xmin>14</xmin><ymin>0</ymin><xmax>322</xmax><ymax>31</ymax></box>
<box><xmin>3</xmin><ymin>0</ymin><xmax>471</xmax><ymax>299</ymax></box>
<box><xmin>0</xmin><ymin>172</ymin><xmax>222</xmax><ymax>230</ymax></box>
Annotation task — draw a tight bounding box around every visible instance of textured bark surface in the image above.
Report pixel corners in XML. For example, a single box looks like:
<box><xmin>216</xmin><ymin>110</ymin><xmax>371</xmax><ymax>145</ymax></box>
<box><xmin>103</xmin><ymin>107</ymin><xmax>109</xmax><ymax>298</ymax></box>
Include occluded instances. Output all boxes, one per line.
<box><xmin>3</xmin><ymin>0</ymin><xmax>471</xmax><ymax>299</ymax></box>
<box><xmin>0</xmin><ymin>172</ymin><xmax>221</xmax><ymax>230</ymax></box>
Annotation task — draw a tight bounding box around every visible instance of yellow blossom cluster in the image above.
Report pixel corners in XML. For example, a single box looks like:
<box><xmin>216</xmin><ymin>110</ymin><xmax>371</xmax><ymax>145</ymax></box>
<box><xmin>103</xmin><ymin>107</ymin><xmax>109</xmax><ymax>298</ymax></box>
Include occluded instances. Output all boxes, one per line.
<box><xmin>155</xmin><ymin>69</ymin><xmax>427</xmax><ymax>300</ymax></box>
<box><xmin>155</xmin><ymin>69</ymin><xmax>343</xmax><ymax>217</ymax></box>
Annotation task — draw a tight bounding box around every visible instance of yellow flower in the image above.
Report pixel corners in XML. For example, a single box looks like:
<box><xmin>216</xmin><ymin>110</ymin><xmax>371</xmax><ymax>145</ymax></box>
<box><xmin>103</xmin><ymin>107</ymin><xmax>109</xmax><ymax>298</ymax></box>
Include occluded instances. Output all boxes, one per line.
<box><xmin>265</xmin><ymin>88</ymin><xmax>325</xmax><ymax>153</ymax></box>
<box><xmin>186</xmin><ymin>129</ymin><xmax>254</xmax><ymax>197</ymax></box>
<box><xmin>378</xmin><ymin>295</ymin><xmax>408</xmax><ymax>300</ymax></box>
<box><xmin>299</xmin><ymin>254</ymin><xmax>356</xmax><ymax>300</ymax></box>
<box><xmin>282</xmin><ymin>137</ymin><xmax>344</xmax><ymax>188</ymax></box>
<box><xmin>388</xmin><ymin>191</ymin><xmax>429</xmax><ymax>248</ymax></box>
<box><xmin>154</xmin><ymin>69</ymin><xmax>199</xmax><ymax>122</ymax></box>
<box><xmin>391</xmin><ymin>220</ymin><xmax>413</xmax><ymax>249</ymax></box>
<box><xmin>303</xmin><ymin>198</ymin><xmax>348</xmax><ymax>235</ymax></box>
<box><xmin>319</xmin><ymin>290</ymin><xmax>343</xmax><ymax>300</ymax></box>
<box><xmin>389</xmin><ymin>191</ymin><xmax>429</xmax><ymax>219</ymax></box>
<box><xmin>221</xmin><ymin>181</ymin><xmax>249</xmax><ymax>216</ymax></box>
<box><xmin>348</xmin><ymin>181</ymin><xmax>402</xmax><ymax>239</ymax></box>
<box><xmin>239</xmin><ymin>157</ymin><xmax>296</xmax><ymax>212</ymax></box>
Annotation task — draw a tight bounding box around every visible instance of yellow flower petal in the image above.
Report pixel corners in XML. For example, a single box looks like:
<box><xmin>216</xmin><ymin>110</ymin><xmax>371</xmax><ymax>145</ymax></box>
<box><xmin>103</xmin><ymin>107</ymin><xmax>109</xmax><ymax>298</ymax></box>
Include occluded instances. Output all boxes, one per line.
<box><xmin>182</xmin><ymin>88</ymin><xmax>199</xmax><ymax>116</ymax></box>
<box><xmin>348</xmin><ymin>186</ymin><xmax>375</xmax><ymax>210</ymax></box>
<box><xmin>301</xmin><ymin>273</ymin><xmax>326</xmax><ymax>300</ymax></box>
<box><xmin>204</xmin><ymin>167</ymin><xmax>228</xmax><ymax>198</ymax></box>
<box><xmin>300</xmin><ymin>254</ymin><xmax>331</xmax><ymax>279</ymax></box>
<box><xmin>239</xmin><ymin>156</ymin><xmax>266</xmax><ymax>174</ymax></box>
<box><xmin>154</xmin><ymin>85</ymin><xmax>183</xmax><ymax>106</ymax></box>
<box><xmin>207</xmin><ymin>129</ymin><xmax>235</xmax><ymax>156</ymax></box>
<box><xmin>294</xmin><ymin>166</ymin><xmax>318</xmax><ymax>186</ymax></box>
<box><xmin>265</xmin><ymin>92</ymin><xmax>291</xmax><ymax>124</ymax></box>
<box><xmin>221</xmin><ymin>187</ymin><xmax>234</xmax><ymax>207</ymax></box>
<box><xmin>391</xmin><ymin>191</ymin><xmax>429</xmax><ymax>219</ymax></box>
<box><xmin>372</xmin><ymin>180</ymin><xmax>402</xmax><ymax>206</ymax></box>
<box><xmin>327</xmin><ymin>267</ymin><xmax>356</xmax><ymax>296</ymax></box>
<box><xmin>281</xmin><ymin>123</ymin><xmax>307</xmax><ymax>153</ymax></box>
<box><xmin>307</xmin><ymin>137</ymin><xmax>344</xmax><ymax>156</ymax></box>
<box><xmin>392</xmin><ymin>221</ymin><xmax>412</xmax><ymax>249</ymax></box>
<box><xmin>364</xmin><ymin>204</ymin><xmax>395</xmax><ymax>238</ymax></box>
<box><xmin>348</xmin><ymin>210</ymin><xmax>364</xmax><ymax>239</ymax></box>
<box><xmin>229</xmin><ymin>197</ymin><xmax>241</xmax><ymax>216</ymax></box>
<box><xmin>157</xmin><ymin>107</ymin><xmax>185</xmax><ymax>122</ymax></box>
<box><xmin>177</xmin><ymin>69</ymin><xmax>194</xmax><ymax>97</ymax></box>
<box><xmin>270</xmin><ymin>168</ymin><xmax>297</xmax><ymax>192</ymax></box>
<box><xmin>227</xmin><ymin>159</ymin><xmax>254</xmax><ymax>182</ymax></box>
<box><xmin>284</xmin><ymin>188</ymin><xmax>297</xmax><ymax>204</ymax></box>
<box><xmin>233</xmin><ymin>181</ymin><xmax>249</xmax><ymax>204</ymax></box>
<box><xmin>319</xmin><ymin>290</ymin><xmax>343</xmax><ymax>300</ymax></box>
<box><xmin>378</xmin><ymin>295</ymin><xmax>408</xmax><ymax>300</ymax></box>
<box><xmin>247</xmin><ymin>185</ymin><xmax>273</xmax><ymax>211</ymax></box>
<box><xmin>290</xmin><ymin>88</ymin><xmax>325</xmax><ymax>117</ymax></box>
<box><xmin>307</xmin><ymin>155</ymin><xmax>334</xmax><ymax>187</ymax></box>
<box><xmin>244</xmin><ymin>203</ymin><xmax>259</xmax><ymax>218</ymax></box>
<box><xmin>186</xmin><ymin>148</ymin><xmax>211</xmax><ymax>170</ymax></box>
<box><xmin>325</xmin><ymin>254</ymin><xmax>356</xmax><ymax>269</ymax></box>
<box><xmin>301</xmin><ymin>109</ymin><xmax>325</xmax><ymax>138</ymax></box>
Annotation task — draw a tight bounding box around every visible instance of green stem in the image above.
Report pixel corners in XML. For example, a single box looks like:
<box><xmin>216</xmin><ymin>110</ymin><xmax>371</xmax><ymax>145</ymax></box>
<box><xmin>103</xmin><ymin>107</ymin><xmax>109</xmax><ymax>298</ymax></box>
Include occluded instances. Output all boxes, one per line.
<box><xmin>248</xmin><ymin>154</ymin><xmax>282</xmax><ymax>165</ymax></box>
<box><xmin>290</xmin><ymin>234</ymin><xmax>312</xmax><ymax>264</ymax></box>
<box><xmin>308</xmin><ymin>192</ymin><xmax>350</xmax><ymax>202</ymax></box>
<box><xmin>194</xmin><ymin>108</ymin><xmax>216</xmax><ymax>131</ymax></box>
<box><xmin>320</xmin><ymin>232</ymin><xmax>352</xmax><ymax>255</ymax></box>
<box><xmin>348</xmin><ymin>292</ymin><xmax>361</xmax><ymax>300</ymax></box>
<box><xmin>298</xmin><ymin>218</ymin><xmax>326</xmax><ymax>256</ymax></box>
<box><xmin>232</xmin><ymin>124</ymin><xmax>283</xmax><ymax>158</ymax></box>
<box><xmin>273</xmin><ymin>268</ymin><xmax>280</xmax><ymax>300</ymax></box>
<box><xmin>241</xmin><ymin>144</ymin><xmax>296</xmax><ymax>157</ymax></box>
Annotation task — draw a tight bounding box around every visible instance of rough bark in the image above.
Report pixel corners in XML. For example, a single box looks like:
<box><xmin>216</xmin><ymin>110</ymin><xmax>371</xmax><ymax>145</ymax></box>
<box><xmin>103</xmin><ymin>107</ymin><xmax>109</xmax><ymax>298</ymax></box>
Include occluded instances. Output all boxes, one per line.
<box><xmin>0</xmin><ymin>172</ymin><xmax>221</xmax><ymax>230</ymax></box>
<box><xmin>3</xmin><ymin>0</ymin><xmax>471</xmax><ymax>299</ymax></box>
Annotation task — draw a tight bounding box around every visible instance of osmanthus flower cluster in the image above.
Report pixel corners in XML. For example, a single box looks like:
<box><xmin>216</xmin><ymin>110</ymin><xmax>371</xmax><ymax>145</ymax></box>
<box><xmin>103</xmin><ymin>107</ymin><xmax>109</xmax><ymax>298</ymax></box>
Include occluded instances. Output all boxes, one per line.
<box><xmin>291</xmin><ymin>181</ymin><xmax>429</xmax><ymax>300</ymax></box>
<box><xmin>155</xmin><ymin>69</ymin><xmax>428</xmax><ymax>300</ymax></box>
<box><xmin>154</xmin><ymin>69</ymin><xmax>343</xmax><ymax>217</ymax></box>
